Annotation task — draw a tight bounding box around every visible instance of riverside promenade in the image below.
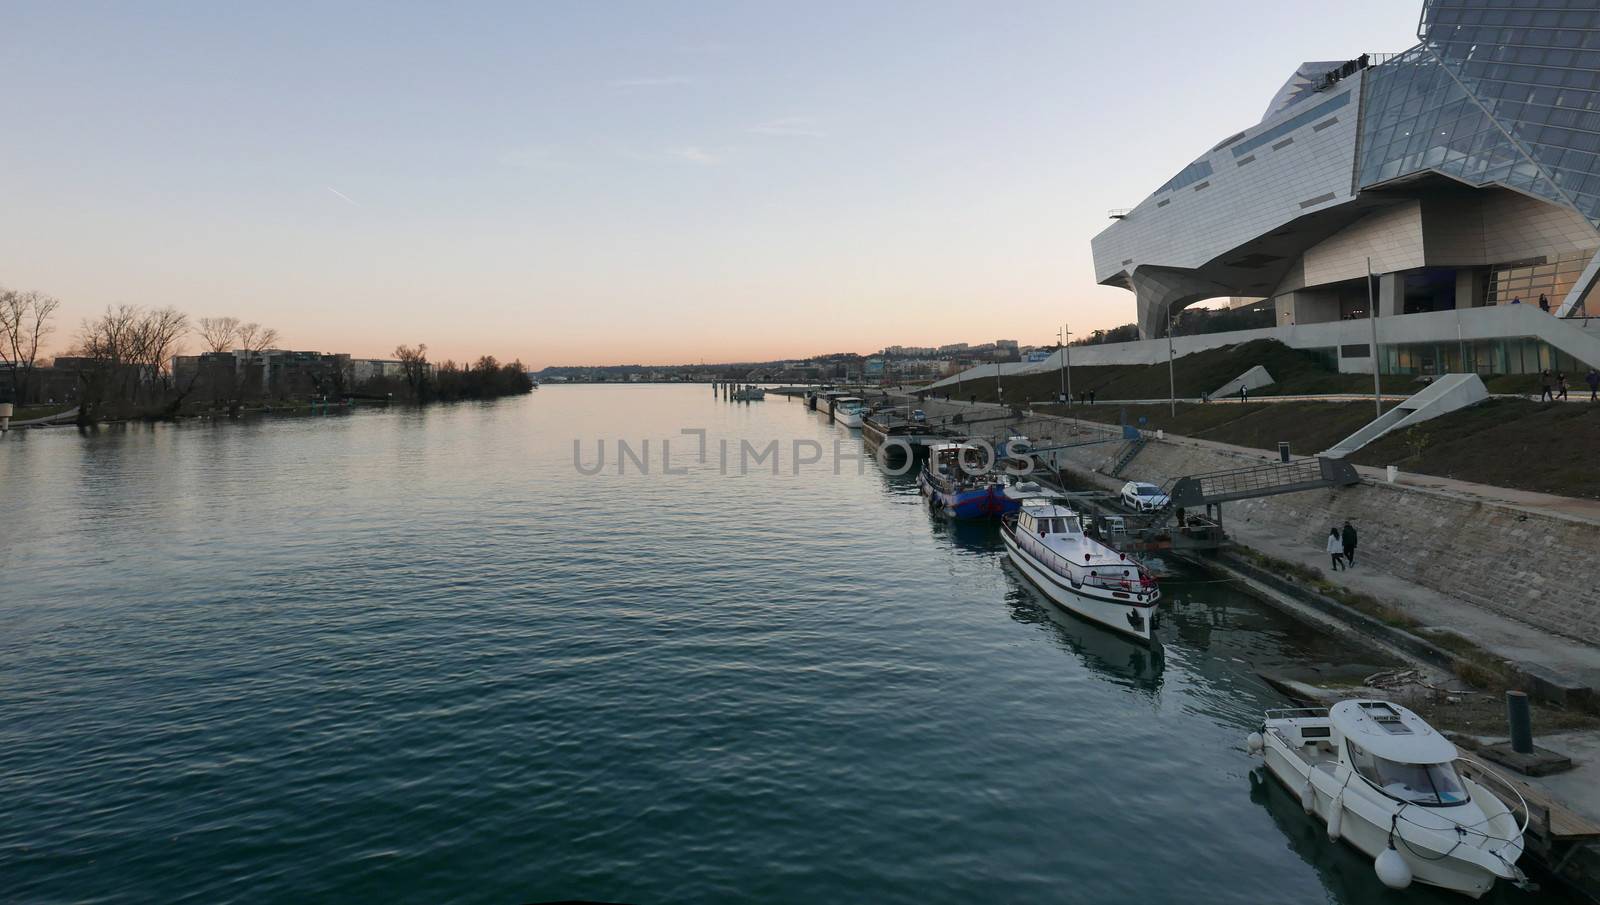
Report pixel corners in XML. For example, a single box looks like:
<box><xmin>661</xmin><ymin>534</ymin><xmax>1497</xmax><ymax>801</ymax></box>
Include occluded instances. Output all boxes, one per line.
<box><xmin>900</xmin><ymin>392</ymin><xmax>1600</xmax><ymax>688</ymax></box>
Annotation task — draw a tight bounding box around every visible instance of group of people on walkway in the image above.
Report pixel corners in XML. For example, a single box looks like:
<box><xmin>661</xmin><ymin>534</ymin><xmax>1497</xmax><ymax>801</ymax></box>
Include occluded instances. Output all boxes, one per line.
<box><xmin>1325</xmin><ymin>521</ymin><xmax>1358</xmax><ymax>571</ymax></box>
<box><xmin>1538</xmin><ymin>368</ymin><xmax>1600</xmax><ymax>402</ymax></box>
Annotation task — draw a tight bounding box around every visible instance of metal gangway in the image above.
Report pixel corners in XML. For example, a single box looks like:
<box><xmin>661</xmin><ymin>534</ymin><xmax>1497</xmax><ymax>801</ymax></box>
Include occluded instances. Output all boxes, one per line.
<box><xmin>1167</xmin><ymin>456</ymin><xmax>1360</xmax><ymax>508</ymax></box>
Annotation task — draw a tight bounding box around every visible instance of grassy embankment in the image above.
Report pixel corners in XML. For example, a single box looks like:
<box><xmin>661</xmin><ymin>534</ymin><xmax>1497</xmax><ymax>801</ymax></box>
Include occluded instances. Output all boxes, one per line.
<box><xmin>949</xmin><ymin>339</ymin><xmax>1377</xmax><ymax>405</ymax></box>
<box><xmin>954</xmin><ymin>339</ymin><xmax>1600</xmax><ymax>499</ymax></box>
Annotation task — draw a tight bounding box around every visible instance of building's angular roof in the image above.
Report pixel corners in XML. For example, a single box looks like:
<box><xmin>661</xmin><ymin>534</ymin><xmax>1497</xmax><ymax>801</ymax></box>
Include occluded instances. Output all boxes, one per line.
<box><xmin>1261</xmin><ymin>61</ymin><xmax>1348</xmax><ymax>121</ymax></box>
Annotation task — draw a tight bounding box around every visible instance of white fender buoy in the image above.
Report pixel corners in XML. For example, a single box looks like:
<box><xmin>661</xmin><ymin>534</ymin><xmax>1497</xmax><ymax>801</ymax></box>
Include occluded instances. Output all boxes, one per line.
<box><xmin>1246</xmin><ymin>732</ymin><xmax>1263</xmax><ymax>754</ymax></box>
<box><xmin>1375</xmin><ymin>844</ymin><xmax>1412</xmax><ymax>890</ymax></box>
<box><xmin>1326</xmin><ymin>795</ymin><xmax>1343</xmax><ymax>841</ymax></box>
<box><xmin>1299</xmin><ymin>782</ymin><xmax>1315</xmax><ymax>815</ymax></box>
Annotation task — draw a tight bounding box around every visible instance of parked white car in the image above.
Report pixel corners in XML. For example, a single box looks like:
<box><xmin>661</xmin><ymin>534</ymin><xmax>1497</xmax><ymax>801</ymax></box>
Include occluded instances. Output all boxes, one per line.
<box><xmin>1120</xmin><ymin>481</ymin><xmax>1170</xmax><ymax>512</ymax></box>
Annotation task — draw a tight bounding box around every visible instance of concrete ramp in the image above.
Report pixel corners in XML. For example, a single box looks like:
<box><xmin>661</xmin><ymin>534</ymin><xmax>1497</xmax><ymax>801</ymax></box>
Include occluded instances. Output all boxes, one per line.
<box><xmin>1211</xmin><ymin>365</ymin><xmax>1274</xmax><ymax>399</ymax></box>
<box><xmin>1321</xmin><ymin>373</ymin><xmax>1487</xmax><ymax>459</ymax></box>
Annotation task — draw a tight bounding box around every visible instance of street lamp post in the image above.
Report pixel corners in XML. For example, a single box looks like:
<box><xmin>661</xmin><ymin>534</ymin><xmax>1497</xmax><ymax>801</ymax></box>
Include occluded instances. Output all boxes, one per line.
<box><xmin>1058</xmin><ymin>324</ymin><xmax>1073</xmax><ymax>406</ymax></box>
<box><xmin>1367</xmin><ymin>257</ymin><xmax>1382</xmax><ymax>418</ymax></box>
<box><xmin>1167</xmin><ymin>313</ymin><xmax>1178</xmax><ymax>417</ymax></box>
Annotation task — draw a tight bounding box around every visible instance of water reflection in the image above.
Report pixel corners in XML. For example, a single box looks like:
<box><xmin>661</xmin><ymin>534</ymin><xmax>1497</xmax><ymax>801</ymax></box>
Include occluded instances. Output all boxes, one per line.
<box><xmin>1001</xmin><ymin>571</ymin><xmax>1167</xmax><ymax>697</ymax></box>
<box><xmin>925</xmin><ymin>513</ymin><xmax>1004</xmax><ymax>556</ymax></box>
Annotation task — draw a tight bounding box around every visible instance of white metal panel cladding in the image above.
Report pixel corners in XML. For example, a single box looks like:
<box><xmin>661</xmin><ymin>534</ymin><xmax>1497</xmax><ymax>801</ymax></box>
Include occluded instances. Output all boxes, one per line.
<box><xmin>1091</xmin><ymin>78</ymin><xmax>1364</xmax><ymax>283</ymax></box>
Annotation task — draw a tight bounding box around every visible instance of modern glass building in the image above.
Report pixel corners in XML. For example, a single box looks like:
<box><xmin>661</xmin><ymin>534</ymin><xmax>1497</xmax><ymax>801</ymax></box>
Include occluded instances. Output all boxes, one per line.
<box><xmin>1088</xmin><ymin>0</ymin><xmax>1600</xmax><ymax>378</ymax></box>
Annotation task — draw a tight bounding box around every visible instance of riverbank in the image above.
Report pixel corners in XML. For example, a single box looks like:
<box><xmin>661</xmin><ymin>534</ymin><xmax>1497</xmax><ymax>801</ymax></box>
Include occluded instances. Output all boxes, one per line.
<box><xmin>934</xmin><ymin>395</ymin><xmax>1600</xmax><ymax>896</ymax></box>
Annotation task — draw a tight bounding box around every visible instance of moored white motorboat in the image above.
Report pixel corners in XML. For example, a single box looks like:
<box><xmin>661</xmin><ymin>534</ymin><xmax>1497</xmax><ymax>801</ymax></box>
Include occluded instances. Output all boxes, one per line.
<box><xmin>1001</xmin><ymin>499</ymin><xmax>1160</xmax><ymax>641</ymax></box>
<box><xmin>731</xmin><ymin>384</ymin><xmax>765</xmax><ymax>401</ymax></box>
<box><xmin>1247</xmin><ymin>700</ymin><xmax>1529</xmax><ymax>898</ymax></box>
<box><xmin>832</xmin><ymin>396</ymin><xmax>865</xmax><ymax>427</ymax></box>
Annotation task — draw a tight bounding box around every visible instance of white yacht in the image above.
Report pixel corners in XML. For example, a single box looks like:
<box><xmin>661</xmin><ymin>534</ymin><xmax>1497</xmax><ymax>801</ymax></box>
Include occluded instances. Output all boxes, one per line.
<box><xmin>1248</xmin><ymin>700</ymin><xmax>1528</xmax><ymax>898</ymax></box>
<box><xmin>731</xmin><ymin>385</ymin><xmax>765</xmax><ymax>401</ymax></box>
<box><xmin>832</xmin><ymin>396</ymin><xmax>865</xmax><ymax>427</ymax></box>
<box><xmin>1001</xmin><ymin>499</ymin><xmax>1160</xmax><ymax>642</ymax></box>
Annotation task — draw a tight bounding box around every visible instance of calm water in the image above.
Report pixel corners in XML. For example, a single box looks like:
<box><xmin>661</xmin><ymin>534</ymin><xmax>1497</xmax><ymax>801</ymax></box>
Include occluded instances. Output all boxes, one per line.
<box><xmin>0</xmin><ymin>387</ymin><xmax>1559</xmax><ymax>904</ymax></box>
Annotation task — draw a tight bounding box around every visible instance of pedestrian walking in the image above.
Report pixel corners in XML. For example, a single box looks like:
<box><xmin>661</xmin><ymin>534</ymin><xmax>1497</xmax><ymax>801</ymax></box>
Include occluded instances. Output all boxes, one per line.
<box><xmin>1239</xmin><ymin>384</ymin><xmax>1248</xmax><ymax>403</ymax></box>
<box><xmin>1539</xmin><ymin>370</ymin><xmax>1554</xmax><ymax>402</ymax></box>
<box><xmin>1326</xmin><ymin>528</ymin><xmax>1346</xmax><ymax>571</ymax></box>
<box><xmin>1539</xmin><ymin>293</ymin><xmax>1550</xmax><ymax>312</ymax></box>
<box><xmin>1088</xmin><ymin>390</ymin><xmax>1096</xmax><ymax>405</ymax></box>
<box><xmin>1558</xmin><ymin>371</ymin><xmax>1569</xmax><ymax>400</ymax></box>
<box><xmin>1587</xmin><ymin>368</ymin><xmax>1599</xmax><ymax>401</ymax></box>
<box><xmin>1341</xmin><ymin>520</ymin><xmax>1358</xmax><ymax>567</ymax></box>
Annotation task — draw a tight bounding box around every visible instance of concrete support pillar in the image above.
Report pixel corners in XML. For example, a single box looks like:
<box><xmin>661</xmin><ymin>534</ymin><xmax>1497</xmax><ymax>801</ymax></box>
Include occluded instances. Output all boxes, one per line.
<box><xmin>1274</xmin><ymin>293</ymin><xmax>1297</xmax><ymax>327</ymax></box>
<box><xmin>1455</xmin><ymin>268</ymin><xmax>1485</xmax><ymax>308</ymax></box>
<box><xmin>1378</xmin><ymin>272</ymin><xmax>1405</xmax><ymax>316</ymax></box>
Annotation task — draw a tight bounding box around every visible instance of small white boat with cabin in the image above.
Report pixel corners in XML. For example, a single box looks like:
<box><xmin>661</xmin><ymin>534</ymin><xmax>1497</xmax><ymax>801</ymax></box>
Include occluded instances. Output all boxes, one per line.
<box><xmin>731</xmin><ymin>384</ymin><xmax>766</xmax><ymax>401</ymax></box>
<box><xmin>1001</xmin><ymin>499</ymin><xmax>1160</xmax><ymax>642</ymax></box>
<box><xmin>832</xmin><ymin>396</ymin><xmax>865</xmax><ymax>427</ymax></box>
<box><xmin>1248</xmin><ymin>699</ymin><xmax>1528</xmax><ymax>898</ymax></box>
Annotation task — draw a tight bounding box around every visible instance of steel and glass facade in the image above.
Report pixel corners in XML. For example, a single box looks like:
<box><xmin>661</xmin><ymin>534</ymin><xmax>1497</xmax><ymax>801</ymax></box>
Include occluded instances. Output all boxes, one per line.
<box><xmin>1360</xmin><ymin>0</ymin><xmax>1600</xmax><ymax>228</ymax></box>
<box><xmin>1090</xmin><ymin>0</ymin><xmax>1600</xmax><ymax>372</ymax></box>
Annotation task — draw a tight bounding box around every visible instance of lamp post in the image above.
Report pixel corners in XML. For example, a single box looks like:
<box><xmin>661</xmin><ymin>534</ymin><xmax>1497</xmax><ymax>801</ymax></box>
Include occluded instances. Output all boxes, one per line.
<box><xmin>1367</xmin><ymin>256</ymin><xmax>1382</xmax><ymax>418</ymax></box>
<box><xmin>1167</xmin><ymin>313</ymin><xmax>1178</xmax><ymax>417</ymax></box>
<box><xmin>1059</xmin><ymin>324</ymin><xmax>1072</xmax><ymax>406</ymax></box>
<box><xmin>995</xmin><ymin>359</ymin><xmax>1003</xmax><ymax>404</ymax></box>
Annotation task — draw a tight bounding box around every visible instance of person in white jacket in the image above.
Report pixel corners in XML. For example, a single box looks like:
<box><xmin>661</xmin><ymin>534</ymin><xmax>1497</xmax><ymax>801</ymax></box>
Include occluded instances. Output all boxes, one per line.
<box><xmin>1325</xmin><ymin>528</ymin><xmax>1346</xmax><ymax>571</ymax></box>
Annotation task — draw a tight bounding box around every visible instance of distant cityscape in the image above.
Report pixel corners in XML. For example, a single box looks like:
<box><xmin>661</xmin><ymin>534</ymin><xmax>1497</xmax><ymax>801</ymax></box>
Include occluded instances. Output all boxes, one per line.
<box><xmin>535</xmin><ymin>339</ymin><xmax>1036</xmax><ymax>385</ymax></box>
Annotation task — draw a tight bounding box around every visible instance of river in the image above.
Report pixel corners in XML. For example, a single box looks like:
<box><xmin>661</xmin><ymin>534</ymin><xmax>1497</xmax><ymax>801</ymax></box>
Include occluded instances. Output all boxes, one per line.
<box><xmin>0</xmin><ymin>386</ymin><xmax>1564</xmax><ymax>903</ymax></box>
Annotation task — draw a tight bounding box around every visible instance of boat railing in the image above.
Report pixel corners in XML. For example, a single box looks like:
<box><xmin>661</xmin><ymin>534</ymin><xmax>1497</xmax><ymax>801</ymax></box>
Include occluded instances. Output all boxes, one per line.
<box><xmin>1457</xmin><ymin>758</ymin><xmax>1533</xmax><ymax>841</ymax></box>
<box><xmin>1264</xmin><ymin>707</ymin><xmax>1331</xmax><ymax>720</ymax></box>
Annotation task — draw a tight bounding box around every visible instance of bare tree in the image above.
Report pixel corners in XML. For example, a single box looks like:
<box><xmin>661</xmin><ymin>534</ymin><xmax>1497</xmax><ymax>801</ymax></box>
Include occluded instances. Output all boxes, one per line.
<box><xmin>73</xmin><ymin>305</ymin><xmax>143</xmax><ymax>424</ymax></box>
<box><xmin>196</xmin><ymin>316</ymin><xmax>240</xmax><ymax>353</ymax></box>
<box><xmin>132</xmin><ymin>306</ymin><xmax>189</xmax><ymax>392</ymax></box>
<box><xmin>237</xmin><ymin>322</ymin><xmax>279</xmax><ymax>354</ymax></box>
<box><xmin>394</xmin><ymin>343</ymin><xmax>429</xmax><ymax>401</ymax></box>
<box><xmin>220</xmin><ymin>321</ymin><xmax>280</xmax><ymax>415</ymax></box>
<box><xmin>0</xmin><ymin>288</ymin><xmax>62</xmax><ymax>403</ymax></box>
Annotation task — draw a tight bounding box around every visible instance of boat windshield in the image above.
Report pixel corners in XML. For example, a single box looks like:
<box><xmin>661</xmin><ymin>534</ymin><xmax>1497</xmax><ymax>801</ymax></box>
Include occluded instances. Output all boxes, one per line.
<box><xmin>1350</xmin><ymin>743</ymin><xmax>1468</xmax><ymax>806</ymax></box>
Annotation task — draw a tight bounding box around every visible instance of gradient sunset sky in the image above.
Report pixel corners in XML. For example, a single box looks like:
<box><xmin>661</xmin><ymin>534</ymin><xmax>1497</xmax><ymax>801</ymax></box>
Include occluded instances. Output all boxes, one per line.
<box><xmin>2</xmin><ymin>1</ymin><xmax>1420</xmax><ymax>368</ymax></box>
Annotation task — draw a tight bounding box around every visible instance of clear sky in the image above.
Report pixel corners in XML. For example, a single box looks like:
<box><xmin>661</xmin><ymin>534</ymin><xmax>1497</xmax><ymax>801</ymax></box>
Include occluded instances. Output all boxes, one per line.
<box><xmin>1</xmin><ymin>1</ymin><xmax>1422</xmax><ymax>368</ymax></box>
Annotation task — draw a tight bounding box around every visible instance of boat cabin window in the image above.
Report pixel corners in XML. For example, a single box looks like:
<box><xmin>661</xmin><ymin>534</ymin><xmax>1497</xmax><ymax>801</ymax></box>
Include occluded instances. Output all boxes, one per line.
<box><xmin>1347</xmin><ymin>741</ymin><xmax>1468</xmax><ymax>806</ymax></box>
<box><xmin>1032</xmin><ymin>516</ymin><xmax>1082</xmax><ymax>536</ymax></box>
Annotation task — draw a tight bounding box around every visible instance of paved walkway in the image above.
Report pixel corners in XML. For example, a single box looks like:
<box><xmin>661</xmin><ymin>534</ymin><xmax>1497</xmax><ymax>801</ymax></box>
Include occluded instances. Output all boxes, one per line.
<box><xmin>4</xmin><ymin>406</ymin><xmax>78</xmax><ymax>428</ymax></box>
<box><xmin>1230</xmin><ymin>521</ymin><xmax>1600</xmax><ymax>692</ymax></box>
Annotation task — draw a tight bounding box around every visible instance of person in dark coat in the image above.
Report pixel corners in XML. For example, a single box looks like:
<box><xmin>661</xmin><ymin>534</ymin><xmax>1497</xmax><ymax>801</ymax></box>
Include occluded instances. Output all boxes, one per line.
<box><xmin>1341</xmin><ymin>521</ymin><xmax>1358</xmax><ymax>567</ymax></box>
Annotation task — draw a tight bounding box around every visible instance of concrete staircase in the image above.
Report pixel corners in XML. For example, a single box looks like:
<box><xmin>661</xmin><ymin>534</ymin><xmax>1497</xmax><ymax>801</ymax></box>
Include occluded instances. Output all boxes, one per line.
<box><xmin>1320</xmin><ymin>373</ymin><xmax>1487</xmax><ymax>459</ymax></box>
<box><xmin>1109</xmin><ymin>436</ymin><xmax>1147</xmax><ymax>477</ymax></box>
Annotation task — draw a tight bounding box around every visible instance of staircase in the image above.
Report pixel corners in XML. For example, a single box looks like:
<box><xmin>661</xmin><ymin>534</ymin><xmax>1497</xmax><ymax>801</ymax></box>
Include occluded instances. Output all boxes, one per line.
<box><xmin>1109</xmin><ymin>436</ymin><xmax>1147</xmax><ymax>477</ymax></box>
